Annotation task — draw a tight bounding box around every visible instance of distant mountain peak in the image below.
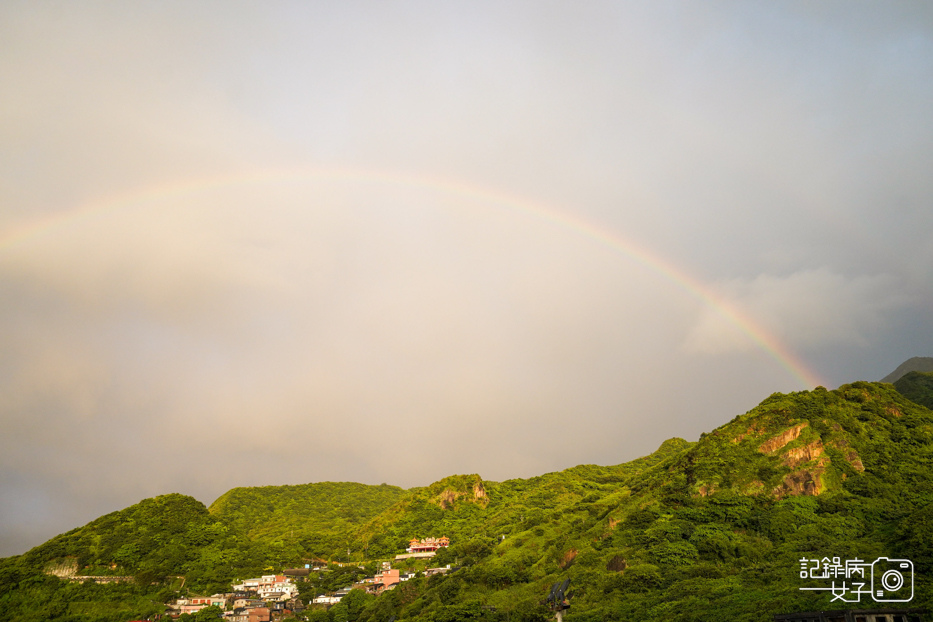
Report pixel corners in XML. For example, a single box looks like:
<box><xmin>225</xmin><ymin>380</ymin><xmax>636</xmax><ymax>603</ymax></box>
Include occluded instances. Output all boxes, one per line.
<box><xmin>880</xmin><ymin>356</ymin><xmax>933</xmax><ymax>383</ymax></box>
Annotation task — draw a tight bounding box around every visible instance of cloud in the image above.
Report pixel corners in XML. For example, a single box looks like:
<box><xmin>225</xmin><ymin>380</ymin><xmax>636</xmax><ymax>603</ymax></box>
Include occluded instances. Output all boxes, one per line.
<box><xmin>685</xmin><ymin>268</ymin><xmax>911</xmax><ymax>354</ymax></box>
<box><xmin>0</xmin><ymin>175</ymin><xmax>704</xmax><ymax>512</ymax></box>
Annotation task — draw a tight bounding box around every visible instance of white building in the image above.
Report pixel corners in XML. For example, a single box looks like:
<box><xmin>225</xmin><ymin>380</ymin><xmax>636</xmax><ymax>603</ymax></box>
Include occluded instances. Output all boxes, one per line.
<box><xmin>232</xmin><ymin>575</ymin><xmax>299</xmax><ymax>602</ymax></box>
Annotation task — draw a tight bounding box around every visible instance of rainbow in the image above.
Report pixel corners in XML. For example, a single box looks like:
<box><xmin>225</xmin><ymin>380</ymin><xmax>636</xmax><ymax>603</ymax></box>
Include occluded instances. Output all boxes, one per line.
<box><xmin>0</xmin><ymin>166</ymin><xmax>823</xmax><ymax>388</ymax></box>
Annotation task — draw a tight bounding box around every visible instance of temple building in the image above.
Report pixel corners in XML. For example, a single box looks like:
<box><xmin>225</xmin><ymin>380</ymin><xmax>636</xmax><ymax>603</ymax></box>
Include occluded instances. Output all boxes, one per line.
<box><xmin>406</xmin><ymin>537</ymin><xmax>450</xmax><ymax>553</ymax></box>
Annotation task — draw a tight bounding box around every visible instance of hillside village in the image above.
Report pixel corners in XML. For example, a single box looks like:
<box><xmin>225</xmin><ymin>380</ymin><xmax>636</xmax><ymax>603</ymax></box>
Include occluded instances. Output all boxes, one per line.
<box><xmin>162</xmin><ymin>537</ymin><xmax>453</xmax><ymax>621</ymax></box>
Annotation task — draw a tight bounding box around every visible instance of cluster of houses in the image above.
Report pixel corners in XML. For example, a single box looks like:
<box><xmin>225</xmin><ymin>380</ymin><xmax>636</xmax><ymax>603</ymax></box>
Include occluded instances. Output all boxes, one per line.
<box><xmin>310</xmin><ymin>537</ymin><xmax>451</xmax><ymax>605</ymax></box>
<box><xmin>312</xmin><ymin>562</ymin><xmax>452</xmax><ymax>605</ymax></box>
<box><xmin>166</xmin><ymin>575</ymin><xmax>303</xmax><ymax>621</ymax></box>
<box><xmin>232</xmin><ymin>575</ymin><xmax>301</xmax><ymax>601</ymax></box>
<box><xmin>161</xmin><ymin>537</ymin><xmax>452</xmax><ymax>620</ymax></box>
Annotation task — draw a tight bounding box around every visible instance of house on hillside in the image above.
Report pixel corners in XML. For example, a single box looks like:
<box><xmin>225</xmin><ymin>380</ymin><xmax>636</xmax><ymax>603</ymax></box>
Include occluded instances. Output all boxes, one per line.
<box><xmin>283</xmin><ymin>568</ymin><xmax>310</xmax><ymax>580</ymax></box>
<box><xmin>271</xmin><ymin>600</ymin><xmax>300</xmax><ymax>617</ymax></box>
<box><xmin>312</xmin><ymin>584</ymin><xmax>358</xmax><ymax>606</ymax></box>
<box><xmin>368</xmin><ymin>568</ymin><xmax>400</xmax><ymax>594</ymax></box>
<box><xmin>238</xmin><ymin>577</ymin><xmax>261</xmax><ymax>590</ymax></box>
<box><xmin>425</xmin><ymin>565</ymin><xmax>452</xmax><ymax>577</ymax></box>
<box><xmin>174</xmin><ymin>602</ymin><xmax>208</xmax><ymax>616</ymax></box>
<box><xmin>189</xmin><ymin>595</ymin><xmax>226</xmax><ymax>608</ymax></box>
<box><xmin>247</xmin><ymin>607</ymin><xmax>271</xmax><ymax>622</ymax></box>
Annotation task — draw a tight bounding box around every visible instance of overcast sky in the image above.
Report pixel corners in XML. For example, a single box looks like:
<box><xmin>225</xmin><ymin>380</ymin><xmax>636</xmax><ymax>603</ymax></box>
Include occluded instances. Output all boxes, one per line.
<box><xmin>2</xmin><ymin>1</ymin><xmax>932</xmax><ymax>557</ymax></box>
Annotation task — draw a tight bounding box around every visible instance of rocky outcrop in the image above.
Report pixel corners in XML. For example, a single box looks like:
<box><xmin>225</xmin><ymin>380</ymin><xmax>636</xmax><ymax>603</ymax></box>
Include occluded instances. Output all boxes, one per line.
<box><xmin>434</xmin><ymin>475</ymin><xmax>489</xmax><ymax>509</ymax></box>
<box><xmin>438</xmin><ymin>489</ymin><xmax>459</xmax><ymax>509</ymax></box>
<box><xmin>757</xmin><ymin>422</ymin><xmax>834</xmax><ymax>497</ymax></box>
<box><xmin>732</xmin><ymin>420</ymin><xmax>769</xmax><ymax>444</ymax></box>
<box><xmin>830</xmin><ymin>437</ymin><xmax>866</xmax><ymax>472</ymax></box>
<box><xmin>46</xmin><ymin>557</ymin><xmax>78</xmax><ymax>578</ymax></box>
<box><xmin>558</xmin><ymin>548</ymin><xmax>578</xmax><ymax>570</ymax></box>
<box><xmin>846</xmin><ymin>452</ymin><xmax>865</xmax><ymax>472</ymax></box>
<box><xmin>782</xmin><ymin>440</ymin><xmax>824</xmax><ymax>468</ymax></box>
<box><xmin>758</xmin><ymin>422</ymin><xmax>809</xmax><ymax>453</ymax></box>
<box><xmin>774</xmin><ymin>467</ymin><xmax>826</xmax><ymax>497</ymax></box>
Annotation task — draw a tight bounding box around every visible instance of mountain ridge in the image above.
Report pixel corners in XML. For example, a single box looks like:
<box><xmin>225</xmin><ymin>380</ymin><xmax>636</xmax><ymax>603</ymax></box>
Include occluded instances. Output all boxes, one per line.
<box><xmin>880</xmin><ymin>356</ymin><xmax>933</xmax><ymax>383</ymax></box>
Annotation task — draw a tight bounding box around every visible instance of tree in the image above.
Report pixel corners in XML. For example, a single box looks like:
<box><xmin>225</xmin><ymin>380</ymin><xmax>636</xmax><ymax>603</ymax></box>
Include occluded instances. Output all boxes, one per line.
<box><xmin>343</xmin><ymin>588</ymin><xmax>373</xmax><ymax>621</ymax></box>
<box><xmin>331</xmin><ymin>601</ymin><xmax>350</xmax><ymax>622</ymax></box>
<box><xmin>179</xmin><ymin>605</ymin><xmax>224</xmax><ymax>621</ymax></box>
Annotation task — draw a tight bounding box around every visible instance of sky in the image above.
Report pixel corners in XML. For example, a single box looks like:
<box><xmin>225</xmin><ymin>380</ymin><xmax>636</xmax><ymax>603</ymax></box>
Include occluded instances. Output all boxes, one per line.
<box><xmin>1</xmin><ymin>1</ymin><xmax>932</xmax><ymax>557</ymax></box>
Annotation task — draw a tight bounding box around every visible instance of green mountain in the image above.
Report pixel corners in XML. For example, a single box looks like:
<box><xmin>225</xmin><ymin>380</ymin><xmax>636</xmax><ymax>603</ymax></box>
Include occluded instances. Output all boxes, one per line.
<box><xmin>894</xmin><ymin>371</ymin><xmax>933</xmax><ymax>410</ymax></box>
<box><xmin>881</xmin><ymin>356</ymin><xmax>933</xmax><ymax>383</ymax></box>
<box><xmin>3</xmin><ymin>381</ymin><xmax>933</xmax><ymax>622</ymax></box>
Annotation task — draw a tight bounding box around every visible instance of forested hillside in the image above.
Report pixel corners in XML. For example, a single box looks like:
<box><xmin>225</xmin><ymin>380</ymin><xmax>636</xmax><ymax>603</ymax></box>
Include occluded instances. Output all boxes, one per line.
<box><xmin>209</xmin><ymin>482</ymin><xmax>407</xmax><ymax>561</ymax></box>
<box><xmin>894</xmin><ymin>371</ymin><xmax>933</xmax><ymax>410</ymax></box>
<box><xmin>2</xmin><ymin>381</ymin><xmax>933</xmax><ymax>622</ymax></box>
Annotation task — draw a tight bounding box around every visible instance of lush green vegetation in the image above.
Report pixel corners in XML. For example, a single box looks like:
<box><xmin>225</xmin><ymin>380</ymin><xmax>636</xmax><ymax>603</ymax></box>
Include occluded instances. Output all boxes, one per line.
<box><xmin>895</xmin><ymin>371</ymin><xmax>933</xmax><ymax>410</ymax></box>
<box><xmin>209</xmin><ymin>482</ymin><xmax>407</xmax><ymax>562</ymax></box>
<box><xmin>3</xmin><ymin>381</ymin><xmax>933</xmax><ymax>622</ymax></box>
